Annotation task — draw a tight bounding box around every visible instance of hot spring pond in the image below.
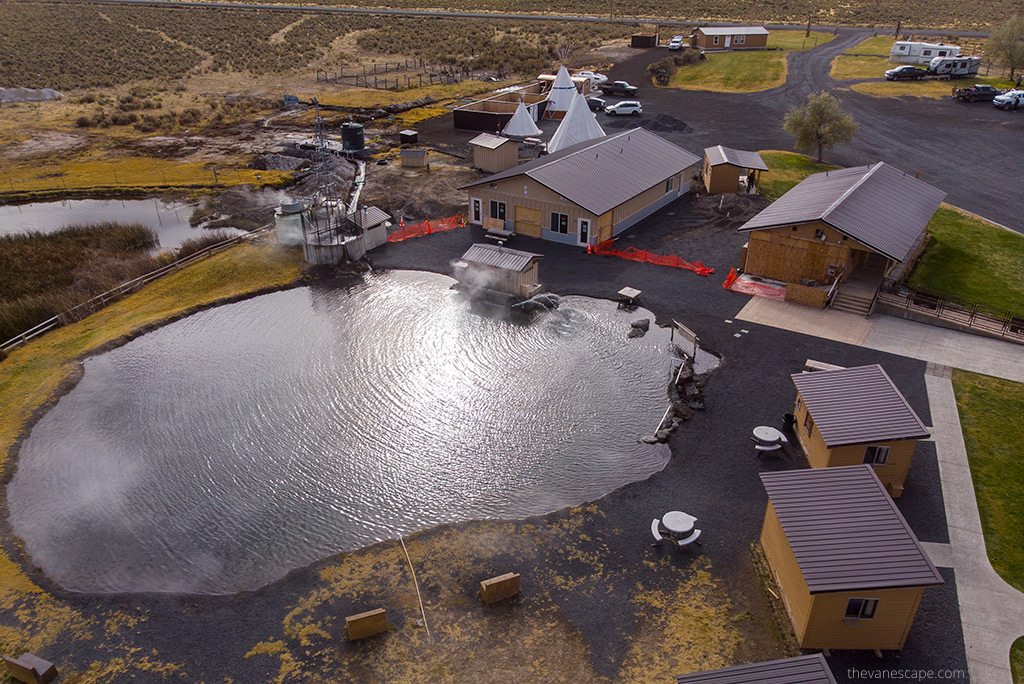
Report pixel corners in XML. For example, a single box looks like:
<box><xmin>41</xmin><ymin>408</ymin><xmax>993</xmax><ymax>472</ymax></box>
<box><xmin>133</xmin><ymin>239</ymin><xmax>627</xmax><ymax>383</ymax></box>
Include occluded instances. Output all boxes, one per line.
<box><xmin>9</xmin><ymin>270</ymin><xmax>697</xmax><ymax>594</ymax></box>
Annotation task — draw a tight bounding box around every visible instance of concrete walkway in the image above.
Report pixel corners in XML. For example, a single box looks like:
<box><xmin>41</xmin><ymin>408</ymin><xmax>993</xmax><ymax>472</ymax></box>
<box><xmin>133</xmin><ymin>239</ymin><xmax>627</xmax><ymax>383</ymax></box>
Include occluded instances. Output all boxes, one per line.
<box><xmin>925</xmin><ymin>368</ymin><xmax>1024</xmax><ymax>684</ymax></box>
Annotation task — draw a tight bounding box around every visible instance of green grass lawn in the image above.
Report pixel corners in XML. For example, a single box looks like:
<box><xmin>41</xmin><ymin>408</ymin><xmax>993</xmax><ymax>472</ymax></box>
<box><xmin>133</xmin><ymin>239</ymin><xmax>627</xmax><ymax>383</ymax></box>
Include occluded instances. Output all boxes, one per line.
<box><xmin>668</xmin><ymin>51</ymin><xmax>786</xmax><ymax>92</ymax></box>
<box><xmin>755</xmin><ymin>151</ymin><xmax>838</xmax><ymax>199</ymax></box>
<box><xmin>831</xmin><ymin>55</ymin><xmax>889</xmax><ymax>80</ymax></box>
<box><xmin>844</xmin><ymin>35</ymin><xmax>896</xmax><ymax>56</ymax></box>
<box><xmin>908</xmin><ymin>207</ymin><xmax>1024</xmax><ymax>314</ymax></box>
<box><xmin>852</xmin><ymin>76</ymin><xmax>1018</xmax><ymax>99</ymax></box>
<box><xmin>1012</xmin><ymin>637</ymin><xmax>1024</xmax><ymax>684</ymax></box>
<box><xmin>767</xmin><ymin>30</ymin><xmax>835</xmax><ymax>51</ymax></box>
<box><xmin>952</xmin><ymin>370</ymin><xmax>1024</xmax><ymax>597</ymax></box>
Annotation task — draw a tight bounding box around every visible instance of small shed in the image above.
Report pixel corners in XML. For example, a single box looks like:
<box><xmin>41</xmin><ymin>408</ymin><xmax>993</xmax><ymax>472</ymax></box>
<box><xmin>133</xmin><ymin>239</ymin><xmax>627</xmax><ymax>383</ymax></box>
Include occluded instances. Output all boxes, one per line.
<box><xmin>452</xmin><ymin>243</ymin><xmax>542</xmax><ymax>298</ymax></box>
<box><xmin>691</xmin><ymin>26</ymin><xmax>769</xmax><ymax>51</ymax></box>
<box><xmin>760</xmin><ymin>465</ymin><xmax>943</xmax><ymax>651</ymax></box>
<box><xmin>676</xmin><ymin>653</ymin><xmax>836</xmax><ymax>684</ymax></box>
<box><xmin>470</xmin><ymin>133</ymin><xmax>519</xmax><ymax>174</ymax></box>
<box><xmin>399</xmin><ymin>129</ymin><xmax>418</xmax><ymax>145</ymax></box>
<box><xmin>400</xmin><ymin>149</ymin><xmax>428</xmax><ymax>168</ymax></box>
<box><xmin>791</xmin><ymin>364</ymin><xmax>929</xmax><ymax>497</ymax></box>
<box><xmin>631</xmin><ymin>32</ymin><xmax>660</xmax><ymax>48</ymax></box>
<box><xmin>702</xmin><ymin>145</ymin><xmax>768</xmax><ymax>194</ymax></box>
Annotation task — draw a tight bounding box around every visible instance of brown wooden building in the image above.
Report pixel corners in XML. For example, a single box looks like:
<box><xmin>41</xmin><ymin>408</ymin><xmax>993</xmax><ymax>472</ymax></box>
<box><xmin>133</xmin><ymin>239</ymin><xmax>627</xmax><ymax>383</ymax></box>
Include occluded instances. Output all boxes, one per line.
<box><xmin>469</xmin><ymin>133</ymin><xmax>519</xmax><ymax>174</ymax></box>
<box><xmin>461</xmin><ymin>128</ymin><xmax>700</xmax><ymax>247</ymax></box>
<box><xmin>760</xmin><ymin>465</ymin><xmax>943</xmax><ymax>651</ymax></box>
<box><xmin>452</xmin><ymin>243</ymin><xmax>542</xmax><ymax>298</ymax></box>
<box><xmin>737</xmin><ymin>162</ymin><xmax>945</xmax><ymax>313</ymax></box>
<box><xmin>691</xmin><ymin>26</ymin><xmax>769</xmax><ymax>51</ymax></box>
<box><xmin>790</xmin><ymin>364</ymin><xmax>929</xmax><ymax>497</ymax></box>
<box><xmin>702</xmin><ymin>145</ymin><xmax>768</xmax><ymax>194</ymax></box>
<box><xmin>676</xmin><ymin>654</ymin><xmax>836</xmax><ymax>684</ymax></box>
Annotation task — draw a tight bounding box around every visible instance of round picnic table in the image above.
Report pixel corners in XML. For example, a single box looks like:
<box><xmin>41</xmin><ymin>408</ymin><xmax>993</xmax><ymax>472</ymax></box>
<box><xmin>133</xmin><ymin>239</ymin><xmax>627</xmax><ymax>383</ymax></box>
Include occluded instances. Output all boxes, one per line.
<box><xmin>753</xmin><ymin>425</ymin><xmax>786</xmax><ymax>445</ymax></box>
<box><xmin>661</xmin><ymin>511</ymin><xmax>697</xmax><ymax>536</ymax></box>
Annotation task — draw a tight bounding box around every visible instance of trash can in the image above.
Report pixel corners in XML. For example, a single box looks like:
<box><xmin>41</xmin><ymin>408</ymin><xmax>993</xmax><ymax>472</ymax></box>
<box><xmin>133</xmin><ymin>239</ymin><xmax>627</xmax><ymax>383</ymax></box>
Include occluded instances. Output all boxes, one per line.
<box><xmin>783</xmin><ymin>413</ymin><xmax>797</xmax><ymax>433</ymax></box>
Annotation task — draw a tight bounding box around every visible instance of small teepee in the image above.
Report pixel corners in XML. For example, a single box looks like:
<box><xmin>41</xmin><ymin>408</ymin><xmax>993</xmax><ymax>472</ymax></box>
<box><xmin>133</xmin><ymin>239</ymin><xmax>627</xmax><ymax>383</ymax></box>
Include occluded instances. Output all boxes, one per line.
<box><xmin>544</xmin><ymin>65</ymin><xmax>577</xmax><ymax>119</ymax></box>
<box><xmin>547</xmin><ymin>92</ymin><xmax>606</xmax><ymax>153</ymax></box>
<box><xmin>502</xmin><ymin>100</ymin><xmax>541</xmax><ymax>137</ymax></box>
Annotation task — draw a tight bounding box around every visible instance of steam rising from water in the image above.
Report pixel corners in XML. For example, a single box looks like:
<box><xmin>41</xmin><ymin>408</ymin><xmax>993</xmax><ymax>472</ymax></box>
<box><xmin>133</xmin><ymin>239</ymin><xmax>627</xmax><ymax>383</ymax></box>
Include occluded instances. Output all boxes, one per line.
<box><xmin>10</xmin><ymin>271</ymin><xmax>677</xmax><ymax>594</ymax></box>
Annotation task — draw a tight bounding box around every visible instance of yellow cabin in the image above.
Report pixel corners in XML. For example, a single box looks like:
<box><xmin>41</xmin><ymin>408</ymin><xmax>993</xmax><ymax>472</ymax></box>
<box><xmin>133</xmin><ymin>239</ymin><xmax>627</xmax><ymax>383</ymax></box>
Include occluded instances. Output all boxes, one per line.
<box><xmin>702</xmin><ymin>145</ymin><xmax>767</xmax><ymax>195</ymax></box>
<box><xmin>790</xmin><ymin>364</ymin><xmax>929</xmax><ymax>497</ymax></box>
<box><xmin>760</xmin><ymin>465</ymin><xmax>943</xmax><ymax>652</ymax></box>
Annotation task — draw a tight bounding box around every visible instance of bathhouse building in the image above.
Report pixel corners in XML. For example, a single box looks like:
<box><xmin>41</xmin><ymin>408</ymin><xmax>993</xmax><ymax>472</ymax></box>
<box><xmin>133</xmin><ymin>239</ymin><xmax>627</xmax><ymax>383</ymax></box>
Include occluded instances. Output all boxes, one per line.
<box><xmin>791</xmin><ymin>364</ymin><xmax>929</xmax><ymax>497</ymax></box>
<box><xmin>452</xmin><ymin>243</ymin><xmax>542</xmax><ymax>298</ymax></box>
<box><xmin>462</xmin><ymin>128</ymin><xmax>700</xmax><ymax>247</ymax></box>
<box><xmin>760</xmin><ymin>465</ymin><xmax>943</xmax><ymax>651</ymax></box>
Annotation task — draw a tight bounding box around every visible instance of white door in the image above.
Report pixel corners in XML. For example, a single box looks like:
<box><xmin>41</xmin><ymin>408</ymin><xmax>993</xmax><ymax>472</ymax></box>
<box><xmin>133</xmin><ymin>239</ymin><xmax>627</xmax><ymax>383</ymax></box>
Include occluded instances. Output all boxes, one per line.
<box><xmin>578</xmin><ymin>218</ymin><xmax>591</xmax><ymax>245</ymax></box>
<box><xmin>724</xmin><ymin>36</ymin><xmax>731</xmax><ymax>48</ymax></box>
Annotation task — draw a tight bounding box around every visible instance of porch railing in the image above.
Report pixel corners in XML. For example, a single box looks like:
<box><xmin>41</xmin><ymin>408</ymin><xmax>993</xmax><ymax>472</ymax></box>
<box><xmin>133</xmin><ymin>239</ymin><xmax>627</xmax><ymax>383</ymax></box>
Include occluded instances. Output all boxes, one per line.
<box><xmin>877</xmin><ymin>278</ymin><xmax>1024</xmax><ymax>343</ymax></box>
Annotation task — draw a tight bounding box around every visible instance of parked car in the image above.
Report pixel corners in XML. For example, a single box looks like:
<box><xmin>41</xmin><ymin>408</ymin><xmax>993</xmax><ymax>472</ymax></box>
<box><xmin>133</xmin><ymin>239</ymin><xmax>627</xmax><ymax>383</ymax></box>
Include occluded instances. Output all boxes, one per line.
<box><xmin>585</xmin><ymin>96</ymin><xmax>606</xmax><ymax>111</ymax></box>
<box><xmin>604</xmin><ymin>100</ymin><xmax>642</xmax><ymax>116</ymax></box>
<box><xmin>885</xmin><ymin>65</ymin><xmax>927</xmax><ymax>80</ymax></box>
<box><xmin>574</xmin><ymin>70</ymin><xmax>608</xmax><ymax>86</ymax></box>
<box><xmin>599</xmin><ymin>80</ymin><xmax>639</xmax><ymax>97</ymax></box>
<box><xmin>668</xmin><ymin>35</ymin><xmax>685</xmax><ymax>50</ymax></box>
<box><xmin>955</xmin><ymin>84</ymin><xmax>1003</xmax><ymax>102</ymax></box>
<box><xmin>993</xmin><ymin>89</ymin><xmax>1023</xmax><ymax>109</ymax></box>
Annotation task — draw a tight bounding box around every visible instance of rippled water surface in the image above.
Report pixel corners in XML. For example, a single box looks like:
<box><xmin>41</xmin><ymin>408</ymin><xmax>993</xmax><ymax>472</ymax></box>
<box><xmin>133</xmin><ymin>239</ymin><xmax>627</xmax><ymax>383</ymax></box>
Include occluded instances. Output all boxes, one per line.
<box><xmin>10</xmin><ymin>271</ymin><xmax>682</xmax><ymax>594</ymax></box>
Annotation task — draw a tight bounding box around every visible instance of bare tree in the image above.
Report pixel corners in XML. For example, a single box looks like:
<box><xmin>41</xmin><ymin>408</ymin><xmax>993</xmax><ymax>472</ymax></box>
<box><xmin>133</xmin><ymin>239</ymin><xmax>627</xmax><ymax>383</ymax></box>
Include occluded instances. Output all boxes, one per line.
<box><xmin>986</xmin><ymin>15</ymin><xmax>1024</xmax><ymax>79</ymax></box>
<box><xmin>783</xmin><ymin>91</ymin><xmax>858</xmax><ymax>163</ymax></box>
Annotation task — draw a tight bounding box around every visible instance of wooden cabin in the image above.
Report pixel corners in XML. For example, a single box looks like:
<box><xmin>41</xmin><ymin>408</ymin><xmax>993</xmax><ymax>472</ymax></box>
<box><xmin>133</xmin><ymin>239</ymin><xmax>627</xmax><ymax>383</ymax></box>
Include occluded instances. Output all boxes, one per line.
<box><xmin>737</xmin><ymin>162</ymin><xmax>945</xmax><ymax>313</ymax></box>
<box><xmin>691</xmin><ymin>26</ymin><xmax>769</xmax><ymax>51</ymax></box>
<box><xmin>452</xmin><ymin>243</ymin><xmax>542</xmax><ymax>298</ymax></box>
<box><xmin>470</xmin><ymin>133</ymin><xmax>519</xmax><ymax>174</ymax></box>
<box><xmin>676</xmin><ymin>654</ymin><xmax>836</xmax><ymax>684</ymax></box>
<box><xmin>702</xmin><ymin>145</ymin><xmax>768</xmax><ymax>194</ymax></box>
<box><xmin>462</xmin><ymin>128</ymin><xmax>699</xmax><ymax>248</ymax></box>
<box><xmin>790</xmin><ymin>364</ymin><xmax>929</xmax><ymax>497</ymax></box>
<box><xmin>760</xmin><ymin>465</ymin><xmax>943</xmax><ymax>651</ymax></box>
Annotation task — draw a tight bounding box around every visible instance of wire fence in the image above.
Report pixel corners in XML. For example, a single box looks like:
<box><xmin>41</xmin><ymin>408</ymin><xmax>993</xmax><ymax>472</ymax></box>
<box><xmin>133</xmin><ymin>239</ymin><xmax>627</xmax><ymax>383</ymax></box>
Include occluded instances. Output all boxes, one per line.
<box><xmin>1</xmin><ymin>225</ymin><xmax>273</xmax><ymax>353</ymax></box>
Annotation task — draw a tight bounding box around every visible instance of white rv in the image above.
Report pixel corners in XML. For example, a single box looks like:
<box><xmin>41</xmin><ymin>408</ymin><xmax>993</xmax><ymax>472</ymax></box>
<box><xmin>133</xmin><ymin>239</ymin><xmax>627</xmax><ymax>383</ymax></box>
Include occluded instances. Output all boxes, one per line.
<box><xmin>890</xmin><ymin>41</ymin><xmax>962</xmax><ymax>65</ymax></box>
<box><xmin>928</xmin><ymin>56</ymin><xmax>981</xmax><ymax>78</ymax></box>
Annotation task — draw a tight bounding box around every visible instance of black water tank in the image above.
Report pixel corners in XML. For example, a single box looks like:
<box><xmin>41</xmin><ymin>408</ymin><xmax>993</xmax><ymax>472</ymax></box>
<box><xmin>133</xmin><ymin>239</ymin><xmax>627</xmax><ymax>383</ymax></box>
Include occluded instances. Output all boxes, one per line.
<box><xmin>341</xmin><ymin>122</ymin><xmax>364</xmax><ymax>151</ymax></box>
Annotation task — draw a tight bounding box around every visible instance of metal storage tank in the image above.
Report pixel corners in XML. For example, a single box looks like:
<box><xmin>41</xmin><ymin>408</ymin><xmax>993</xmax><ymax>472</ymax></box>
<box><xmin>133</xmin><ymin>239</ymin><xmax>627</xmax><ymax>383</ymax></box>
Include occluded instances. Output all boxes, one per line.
<box><xmin>275</xmin><ymin>200</ymin><xmax>306</xmax><ymax>246</ymax></box>
<box><xmin>341</xmin><ymin>122</ymin><xmax>365</xmax><ymax>151</ymax></box>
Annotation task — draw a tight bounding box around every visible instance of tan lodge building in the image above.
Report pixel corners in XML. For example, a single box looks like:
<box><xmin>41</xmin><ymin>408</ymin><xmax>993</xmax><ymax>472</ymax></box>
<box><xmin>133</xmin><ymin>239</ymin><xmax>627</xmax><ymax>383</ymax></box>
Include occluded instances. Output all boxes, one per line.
<box><xmin>760</xmin><ymin>465</ymin><xmax>944</xmax><ymax>652</ymax></box>
<box><xmin>462</xmin><ymin>128</ymin><xmax>700</xmax><ymax>247</ymax></box>
<box><xmin>791</xmin><ymin>364</ymin><xmax>930</xmax><ymax>497</ymax></box>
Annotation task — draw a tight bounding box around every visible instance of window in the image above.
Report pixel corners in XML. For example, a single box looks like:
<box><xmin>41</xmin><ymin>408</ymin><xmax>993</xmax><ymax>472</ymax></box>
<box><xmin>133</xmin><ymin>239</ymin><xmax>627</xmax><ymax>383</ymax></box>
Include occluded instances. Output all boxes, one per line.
<box><xmin>550</xmin><ymin>212</ymin><xmax>569</xmax><ymax>234</ymax></box>
<box><xmin>796</xmin><ymin>397</ymin><xmax>802</xmax><ymax>411</ymax></box>
<box><xmin>864</xmin><ymin>445</ymin><xmax>890</xmax><ymax>465</ymax></box>
<box><xmin>922</xmin><ymin>49</ymin><xmax>932</xmax><ymax>56</ymax></box>
<box><xmin>804</xmin><ymin>412</ymin><xmax>814</xmax><ymax>436</ymax></box>
<box><xmin>471</xmin><ymin>199</ymin><xmax>481</xmax><ymax>223</ymax></box>
<box><xmin>490</xmin><ymin>200</ymin><xmax>506</xmax><ymax>220</ymax></box>
<box><xmin>845</xmin><ymin>598</ymin><xmax>878</xmax><ymax>620</ymax></box>
<box><xmin>665</xmin><ymin>176</ymin><xmax>674</xmax><ymax>193</ymax></box>
<box><xmin>735</xmin><ymin>35</ymin><xmax>745</xmax><ymax>44</ymax></box>
<box><xmin>713</xmin><ymin>36</ymin><xmax>719</xmax><ymax>45</ymax></box>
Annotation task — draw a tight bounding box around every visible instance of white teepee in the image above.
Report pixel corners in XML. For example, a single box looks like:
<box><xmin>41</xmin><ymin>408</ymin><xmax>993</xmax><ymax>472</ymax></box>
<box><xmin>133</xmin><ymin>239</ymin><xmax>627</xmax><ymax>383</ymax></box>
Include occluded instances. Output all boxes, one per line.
<box><xmin>502</xmin><ymin>100</ymin><xmax>541</xmax><ymax>137</ymax></box>
<box><xmin>545</xmin><ymin>65</ymin><xmax>577</xmax><ymax>117</ymax></box>
<box><xmin>547</xmin><ymin>92</ymin><xmax>606</xmax><ymax>153</ymax></box>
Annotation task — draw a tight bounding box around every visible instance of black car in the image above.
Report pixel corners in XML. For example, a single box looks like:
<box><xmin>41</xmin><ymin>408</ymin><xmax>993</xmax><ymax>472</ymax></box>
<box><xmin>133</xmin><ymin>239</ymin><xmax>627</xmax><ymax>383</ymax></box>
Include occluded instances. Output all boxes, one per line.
<box><xmin>884</xmin><ymin>65</ymin><xmax>927</xmax><ymax>81</ymax></box>
<box><xmin>956</xmin><ymin>84</ymin><xmax>1003</xmax><ymax>102</ymax></box>
<box><xmin>586</xmin><ymin>96</ymin><xmax>606</xmax><ymax>111</ymax></box>
<box><xmin>599</xmin><ymin>80</ymin><xmax>639</xmax><ymax>97</ymax></box>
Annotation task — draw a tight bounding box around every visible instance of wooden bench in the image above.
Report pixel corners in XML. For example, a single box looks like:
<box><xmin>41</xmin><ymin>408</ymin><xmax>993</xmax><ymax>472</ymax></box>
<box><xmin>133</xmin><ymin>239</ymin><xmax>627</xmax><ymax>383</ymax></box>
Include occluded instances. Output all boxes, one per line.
<box><xmin>486</xmin><ymin>228</ymin><xmax>514</xmax><ymax>244</ymax></box>
<box><xmin>479</xmin><ymin>572</ymin><xmax>520</xmax><ymax>604</ymax></box>
<box><xmin>345</xmin><ymin>608</ymin><xmax>387</xmax><ymax>640</ymax></box>
<box><xmin>3</xmin><ymin>654</ymin><xmax>57</xmax><ymax>684</ymax></box>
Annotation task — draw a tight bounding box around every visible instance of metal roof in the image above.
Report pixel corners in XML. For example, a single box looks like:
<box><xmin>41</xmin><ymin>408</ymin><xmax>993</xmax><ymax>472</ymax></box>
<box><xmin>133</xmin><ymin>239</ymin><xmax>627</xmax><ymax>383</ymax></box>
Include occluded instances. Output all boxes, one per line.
<box><xmin>469</xmin><ymin>132</ymin><xmax>513</xmax><ymax>150</ymax></box>
<box><xmin>459</xmin><ymin>243</ymin><xmax>541</xmax><ymax>273</ymax></box>
<box><xmin>760</xmin><ymin>465</ymin><xmax>944</xmax><ymax>593</ymax></box>
<box><xmin>738</xmin><ymin>162</ymin><xmax>945</xmax><ymax>263</ymax></box>
<box><xmin>791</xmin><ymin>364</ymin><xmax>930</xmax><ymax>447</ymax></box>
<box><xmin>400</xmin><ymin>149</ymin><xmax>427</xmax><ymax>157</ymax></box>
<box><xmin>461</xmin><ymin>128</ymin><xmax>700</xmax><ymax>216</ymax></box>
<box><xmin>704</xmin><ymin>145</ymin><xmax>768</xmax><ymax>171</ymax></box>
<box><xmin>348</xmin><ymin>206</ymin><xmax>390</xmax><ymax>230</ymax></box>
<box><xmin>696</xmin><ymin>26</ymin><xmax>769</xmax><ymax>36</ymax></box>
<box><xmin>677</xmin><ymin>654</ymin><xmax>836</xmax><ymax>684</ymax></box>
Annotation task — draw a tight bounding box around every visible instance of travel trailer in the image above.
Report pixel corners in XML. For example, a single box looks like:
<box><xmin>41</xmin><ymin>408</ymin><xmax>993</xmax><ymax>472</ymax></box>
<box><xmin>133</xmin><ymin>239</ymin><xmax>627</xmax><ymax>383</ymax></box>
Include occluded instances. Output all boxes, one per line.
<box><xmin>890</xmin><ymin>41</ymin><xmax>961</xmax><ymax>65</ymax></box>
<box><xmin>928</xmin><ymin>56</ymin><xmax>981</xmax><ymax>78</ymax></box>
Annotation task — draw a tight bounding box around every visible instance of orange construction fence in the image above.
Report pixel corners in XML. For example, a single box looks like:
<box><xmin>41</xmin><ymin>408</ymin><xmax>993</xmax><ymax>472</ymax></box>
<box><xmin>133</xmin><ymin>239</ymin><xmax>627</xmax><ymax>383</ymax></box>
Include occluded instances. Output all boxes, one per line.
<box><xmin>388</xmin><ymin>215</ymin><xmax>465</xmax><ymax>242</ymax></box>
<box><xmin>591</xmin><ymin>240</ymin><xmax>713</xmax><ymax>276</ymax></box>
<box><xmin>723</xmin><ymin>267</ymin><xmax>787</xmax><ymax>299</ymax></box>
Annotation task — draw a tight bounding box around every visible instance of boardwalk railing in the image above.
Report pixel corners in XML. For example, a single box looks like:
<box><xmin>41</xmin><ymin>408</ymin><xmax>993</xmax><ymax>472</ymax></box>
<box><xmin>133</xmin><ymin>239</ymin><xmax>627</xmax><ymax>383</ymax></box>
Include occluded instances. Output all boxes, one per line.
<box><xmin>1</xmin><ymin>225</ymin><xmax>273</xmax><ymax>353</ymax></box>
<box><xmin>877</xmin><ymin>278</ymin><xmax>1024</xmax><ymax>343</ymax></box>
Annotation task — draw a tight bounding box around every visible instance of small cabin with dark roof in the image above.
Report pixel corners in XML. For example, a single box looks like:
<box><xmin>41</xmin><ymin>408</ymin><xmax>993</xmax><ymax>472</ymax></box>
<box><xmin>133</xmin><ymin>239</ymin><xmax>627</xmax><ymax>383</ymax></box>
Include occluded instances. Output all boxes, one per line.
<box><xmin>737</xmin><ymin>162</ymin><xmax>945</xmax><ymax>312</ymax></box>
<box><xmin>676</xmin><ymin>653</ymin><xmax>836</xmax><ymax>684</ymax></box>
<box><xmin>760</xmin><ymin>465</ymin><xmax>943</xmax><ymax>651</ymax></box>
<box><xmin>702</xmin><ymin>145</ymin><xmax>768</xmax><ymax>194</ymax></box>
<box><xmin>791</xmin><ymin>364</ymin><xmax>929</xmax><ymax>497</ymax></box>
<box><xmin>452</xmin><ymin>243</ymin><xmax>542</xmax><ymax>298</ymax></box>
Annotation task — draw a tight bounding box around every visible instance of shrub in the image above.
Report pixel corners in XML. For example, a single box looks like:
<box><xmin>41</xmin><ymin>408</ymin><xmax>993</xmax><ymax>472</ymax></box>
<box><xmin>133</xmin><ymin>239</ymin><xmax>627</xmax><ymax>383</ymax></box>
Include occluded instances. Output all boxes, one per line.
<box><xmin>176</xmin><ymin>230</ymin><xmax>236</xmax><ymax>259</ymax></box>
<box><xmin>75</xmin><ymin>115</ymin><xmax>94</xmax><ymax>128</ymax></box>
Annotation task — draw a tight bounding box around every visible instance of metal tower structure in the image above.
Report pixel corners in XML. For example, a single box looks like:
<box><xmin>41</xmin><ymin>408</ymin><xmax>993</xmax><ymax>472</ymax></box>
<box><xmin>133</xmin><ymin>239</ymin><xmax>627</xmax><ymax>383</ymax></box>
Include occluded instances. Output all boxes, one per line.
<box><xmin>302</xmin><ymin>98</ymin><xmax>345</xmax><ymax>244</ymax></box>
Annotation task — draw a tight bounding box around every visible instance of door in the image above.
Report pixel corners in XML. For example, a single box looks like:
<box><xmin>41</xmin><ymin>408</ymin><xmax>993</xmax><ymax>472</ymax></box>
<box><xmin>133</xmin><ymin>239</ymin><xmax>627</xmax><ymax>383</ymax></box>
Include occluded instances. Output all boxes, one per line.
<box><xmin>471</xmin><ymin>198</ymin><xmax>482</xmax><ymax>225</ymax></box>
<box><xmin>578</xmin><ymin>218</ymin><xmax>591</xmax><ymax>245</ymax></box>
<box><xmin>514</xmin><ymin>205</ymin><xmax>542</xmax><ymax>237</ymax></box>
<box><xmin>724</xmin><ymin>35</ymin><xmax>731</xmax><ymax>48</ymax></box>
